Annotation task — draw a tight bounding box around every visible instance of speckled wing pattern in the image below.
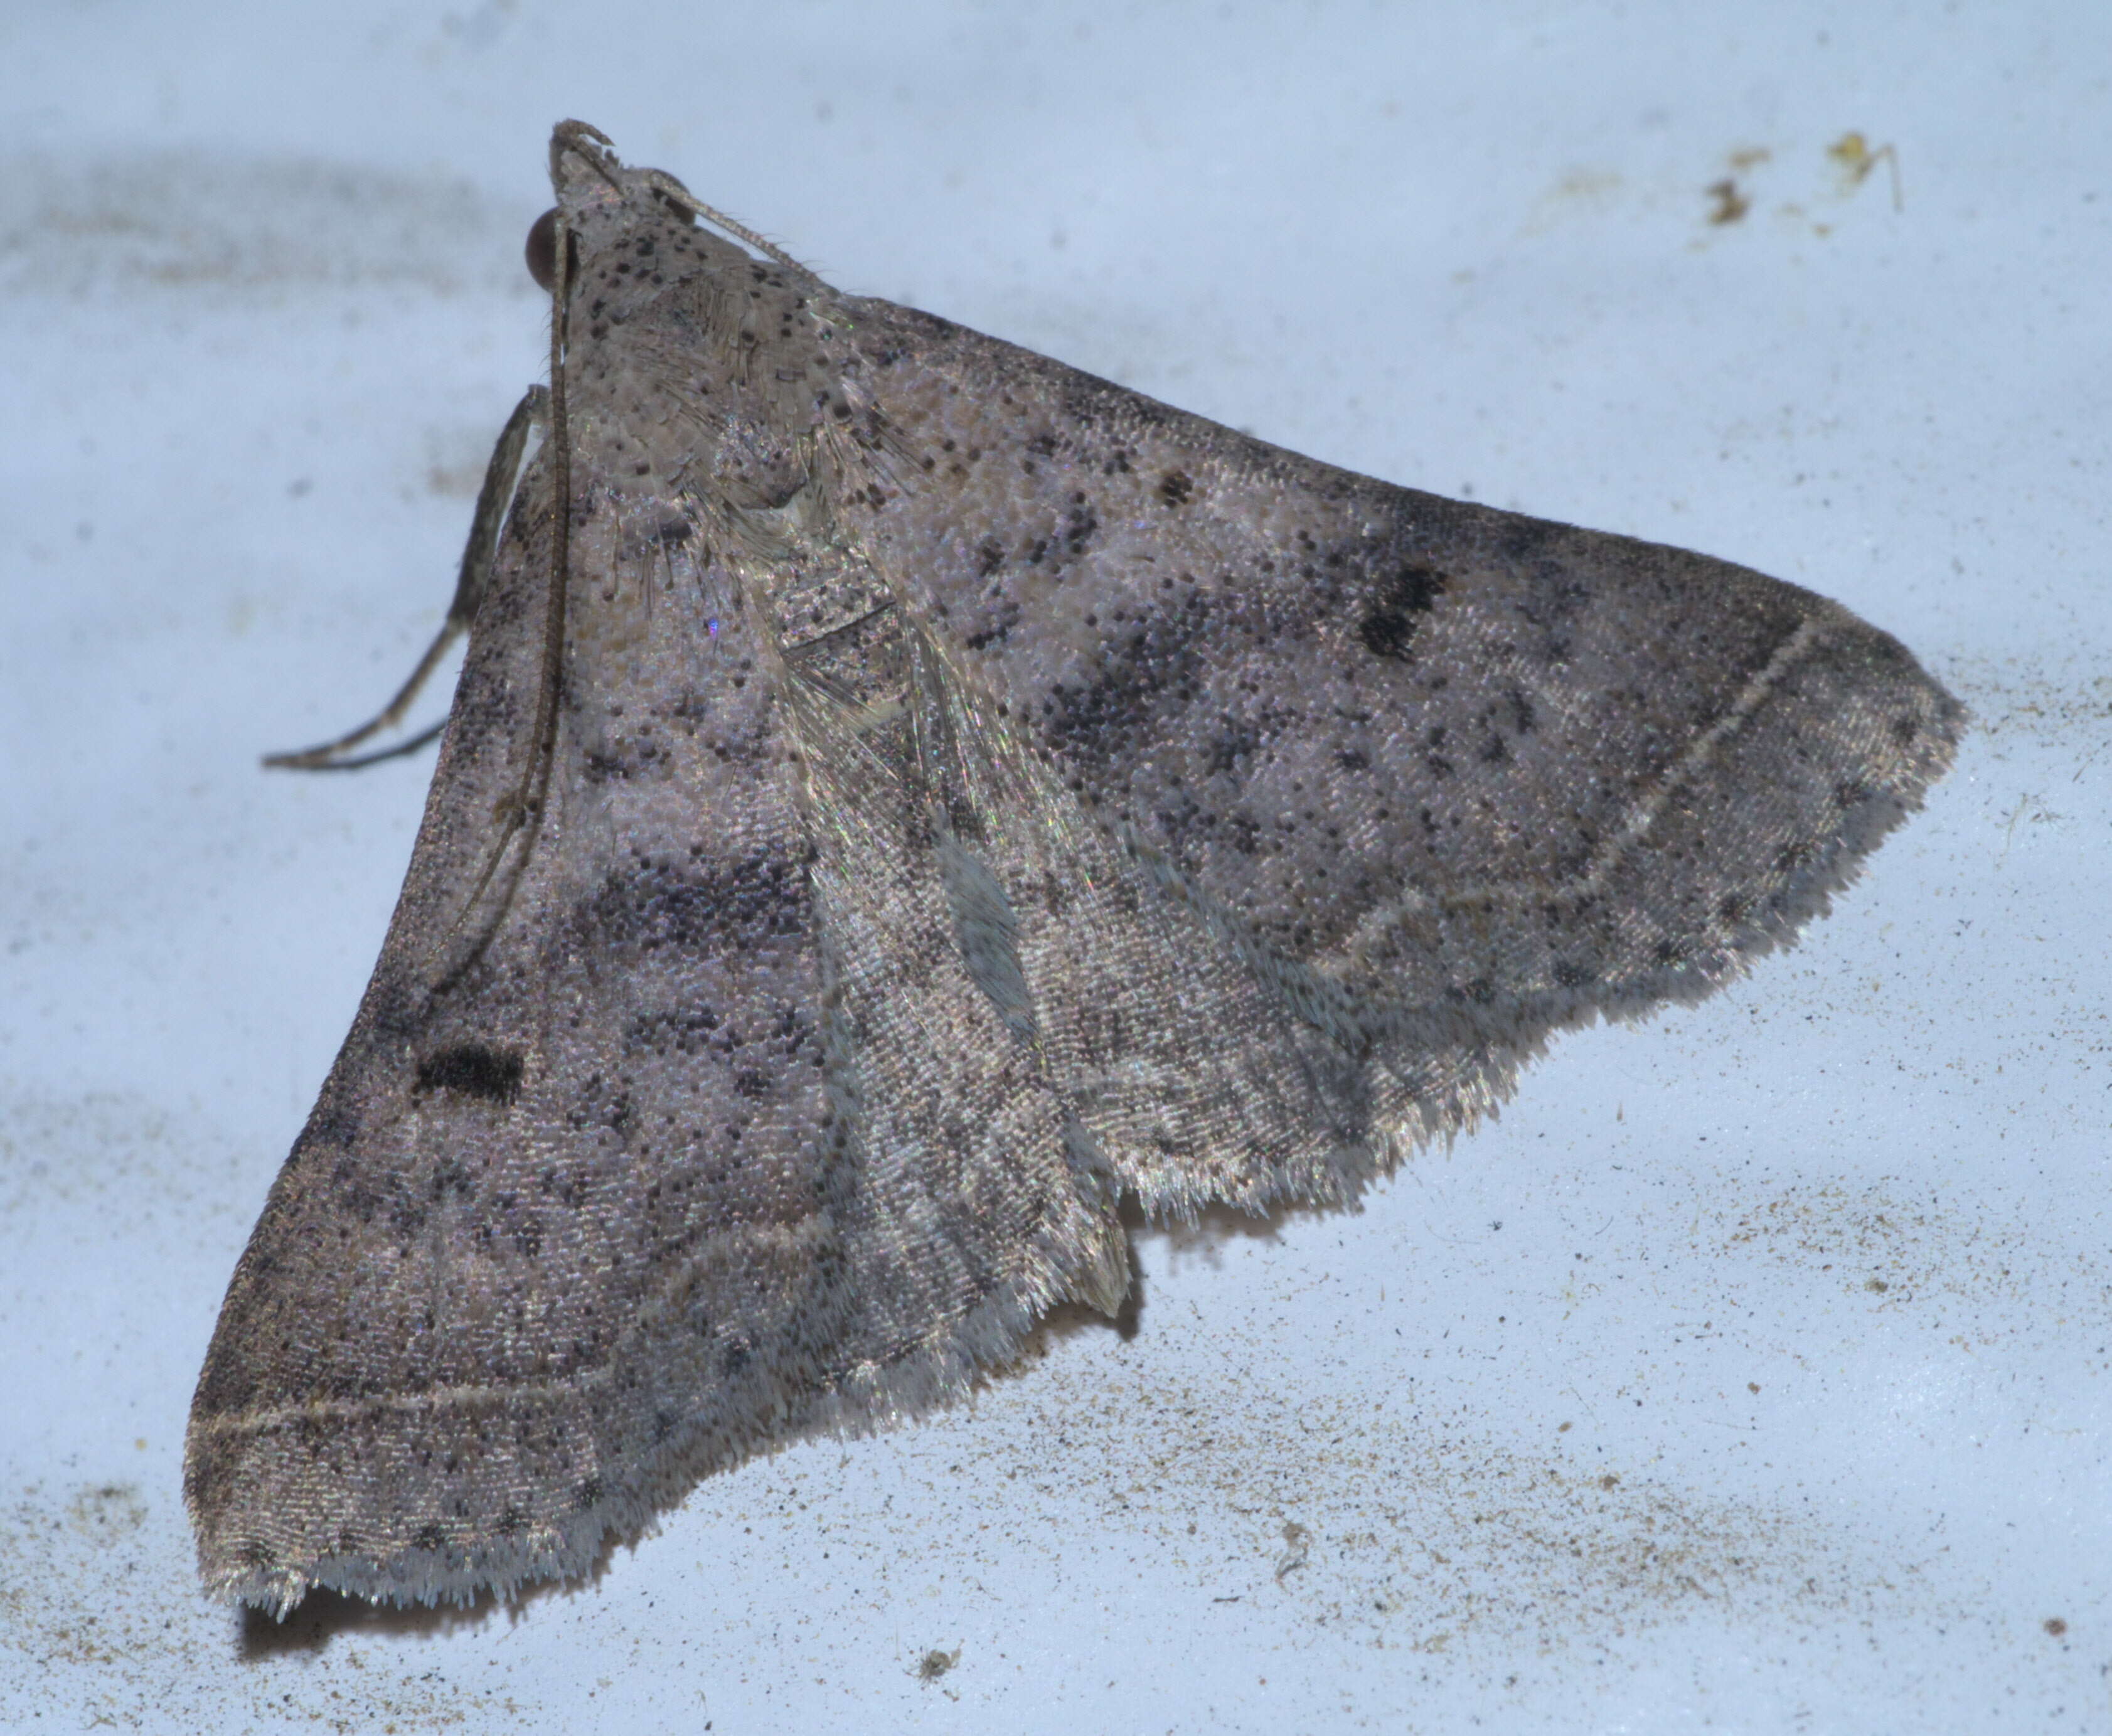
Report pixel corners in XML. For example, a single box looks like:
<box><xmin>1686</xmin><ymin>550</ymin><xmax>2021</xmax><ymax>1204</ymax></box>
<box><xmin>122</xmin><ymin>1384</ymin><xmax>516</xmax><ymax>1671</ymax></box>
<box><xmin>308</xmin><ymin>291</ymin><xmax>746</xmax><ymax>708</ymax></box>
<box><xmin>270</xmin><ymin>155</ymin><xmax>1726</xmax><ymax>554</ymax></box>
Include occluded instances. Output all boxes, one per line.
<box><xmin>185</xmin><ymin>122</ymin><xmax>1963</xmax><ymax>1614</ymax></box>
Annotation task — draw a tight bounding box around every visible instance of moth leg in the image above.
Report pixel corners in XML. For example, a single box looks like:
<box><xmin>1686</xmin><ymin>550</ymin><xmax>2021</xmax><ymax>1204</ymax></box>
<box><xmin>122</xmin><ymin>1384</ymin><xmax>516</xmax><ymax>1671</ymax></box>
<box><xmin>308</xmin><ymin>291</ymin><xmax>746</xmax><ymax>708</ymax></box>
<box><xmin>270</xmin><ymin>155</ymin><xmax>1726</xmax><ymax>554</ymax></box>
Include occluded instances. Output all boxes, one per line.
<box><xmin>264</xmin><ymin>385</ymin><xmax>548</xmax><ymax>772</ymax></box>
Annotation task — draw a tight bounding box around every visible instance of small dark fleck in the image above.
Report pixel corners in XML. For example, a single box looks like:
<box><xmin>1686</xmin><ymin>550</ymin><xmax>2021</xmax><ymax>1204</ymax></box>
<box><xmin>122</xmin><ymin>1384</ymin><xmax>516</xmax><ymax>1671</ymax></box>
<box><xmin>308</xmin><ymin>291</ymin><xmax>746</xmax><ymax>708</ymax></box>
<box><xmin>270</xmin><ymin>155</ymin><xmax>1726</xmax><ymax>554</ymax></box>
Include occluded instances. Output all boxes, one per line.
<box><xmin>414</xmin><ymin>1043</ymin><xmax>525</xmax><ymax>1105</ymax></box>
<box><xmin>1358</xmin><ymin>565</ymin><xmax>1449</xmax><ymax>659</ymax></box>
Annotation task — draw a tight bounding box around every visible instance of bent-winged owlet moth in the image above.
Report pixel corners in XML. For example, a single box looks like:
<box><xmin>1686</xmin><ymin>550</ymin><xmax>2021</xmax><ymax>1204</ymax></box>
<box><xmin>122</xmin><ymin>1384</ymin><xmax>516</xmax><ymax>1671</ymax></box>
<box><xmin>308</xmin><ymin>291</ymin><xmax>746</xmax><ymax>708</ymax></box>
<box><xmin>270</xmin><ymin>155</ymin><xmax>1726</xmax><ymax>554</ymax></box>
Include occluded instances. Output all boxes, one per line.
<box><xmin>186</xmin><ymin>122</ymin><xmax>1962</xmax><ymax>1616</ymax></box>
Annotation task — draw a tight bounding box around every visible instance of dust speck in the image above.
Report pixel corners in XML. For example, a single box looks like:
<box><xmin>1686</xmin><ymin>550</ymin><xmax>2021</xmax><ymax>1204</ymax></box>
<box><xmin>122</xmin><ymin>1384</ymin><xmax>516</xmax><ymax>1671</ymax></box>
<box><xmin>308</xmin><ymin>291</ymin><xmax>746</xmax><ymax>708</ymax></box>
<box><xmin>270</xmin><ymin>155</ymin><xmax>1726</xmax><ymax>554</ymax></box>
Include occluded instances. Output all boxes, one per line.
<box><xmin>1276</xmin><ymin>1520</ymin><xmax>1311</xmax><ymax>1580</ymax></box>
<box><xmin>1705</xmin><ymin>178</ymin><xmax>1750</xmax><ymax>225</ymax></box>
<box><xmin>65</xmin><ymin>1483</ymin><xmax>147</xmax><ymax>1545</ymax></box>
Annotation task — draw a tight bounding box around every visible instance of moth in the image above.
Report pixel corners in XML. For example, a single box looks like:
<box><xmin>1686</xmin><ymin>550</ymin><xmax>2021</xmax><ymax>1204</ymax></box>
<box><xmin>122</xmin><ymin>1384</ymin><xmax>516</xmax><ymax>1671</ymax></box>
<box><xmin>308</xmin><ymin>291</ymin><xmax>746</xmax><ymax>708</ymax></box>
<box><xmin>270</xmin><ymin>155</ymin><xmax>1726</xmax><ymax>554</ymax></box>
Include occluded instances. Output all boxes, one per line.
<box><xmin>186</xmin><ymin>122</ymin><xmax>1963</xmax><ymax>1615</ymax></box>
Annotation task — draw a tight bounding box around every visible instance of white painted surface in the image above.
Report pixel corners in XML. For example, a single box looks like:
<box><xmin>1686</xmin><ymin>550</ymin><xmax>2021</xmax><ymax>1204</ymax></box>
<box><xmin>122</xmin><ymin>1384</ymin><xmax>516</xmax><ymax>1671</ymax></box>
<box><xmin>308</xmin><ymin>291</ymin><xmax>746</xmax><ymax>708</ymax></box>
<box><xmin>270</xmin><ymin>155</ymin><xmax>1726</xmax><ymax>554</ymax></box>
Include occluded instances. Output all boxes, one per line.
<box><xmin>2</xmin><ymin>3</ymin><xmax>2104</xmax><ymax>1730</ymax></box>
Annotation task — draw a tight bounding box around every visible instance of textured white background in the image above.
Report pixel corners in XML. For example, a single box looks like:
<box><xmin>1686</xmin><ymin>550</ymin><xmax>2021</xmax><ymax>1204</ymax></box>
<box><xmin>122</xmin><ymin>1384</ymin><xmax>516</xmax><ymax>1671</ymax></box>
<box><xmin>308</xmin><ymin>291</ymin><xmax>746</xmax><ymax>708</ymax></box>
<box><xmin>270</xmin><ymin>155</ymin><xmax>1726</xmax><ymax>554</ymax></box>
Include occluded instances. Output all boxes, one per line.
<box><xmin>3</xmin><ymin>3</ymin><xmax>2106</xmax><ymax>1731</ymax></box>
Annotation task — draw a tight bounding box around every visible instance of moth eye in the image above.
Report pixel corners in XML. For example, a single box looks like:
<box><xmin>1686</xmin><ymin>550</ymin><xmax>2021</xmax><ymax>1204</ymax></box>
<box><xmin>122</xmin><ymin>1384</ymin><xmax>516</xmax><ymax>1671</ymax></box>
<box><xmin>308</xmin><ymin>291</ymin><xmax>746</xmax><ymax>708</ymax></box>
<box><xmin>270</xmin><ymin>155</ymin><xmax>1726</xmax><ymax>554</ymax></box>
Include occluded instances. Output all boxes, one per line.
<box><xmin>525</xmin><ymin>208</ymin><xmax>560</xmax><ymax>291</ymax></box>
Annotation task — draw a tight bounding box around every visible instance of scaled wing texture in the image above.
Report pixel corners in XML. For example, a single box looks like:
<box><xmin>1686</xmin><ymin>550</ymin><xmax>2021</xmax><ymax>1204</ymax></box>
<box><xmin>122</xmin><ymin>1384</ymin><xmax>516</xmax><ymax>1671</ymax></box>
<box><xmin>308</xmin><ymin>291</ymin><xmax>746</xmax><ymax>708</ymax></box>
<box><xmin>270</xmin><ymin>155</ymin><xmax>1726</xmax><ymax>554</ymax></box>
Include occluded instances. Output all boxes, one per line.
<box><xmin>186</xmin><ymin>123</ymin><xmax>1963</xmax><ymax>1614</ymax></box>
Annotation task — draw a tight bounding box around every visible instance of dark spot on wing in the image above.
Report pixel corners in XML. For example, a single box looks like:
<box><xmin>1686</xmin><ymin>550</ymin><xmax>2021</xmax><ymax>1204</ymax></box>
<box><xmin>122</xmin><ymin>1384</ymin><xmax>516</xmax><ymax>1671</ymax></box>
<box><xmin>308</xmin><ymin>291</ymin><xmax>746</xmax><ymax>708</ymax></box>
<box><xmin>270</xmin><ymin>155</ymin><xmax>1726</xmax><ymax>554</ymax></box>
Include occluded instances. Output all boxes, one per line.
<box><xmin>1042</xmin><ymin>614</ymin><xmax>1208</xmax><ymax>768</ymax></box>
<box><xmin>580</xmin><ymin>855</ymin><xmax>814</xmax><ymax>953</ymax></box>
<box><xmin>413</xmin><ymin>1043</ymin><xmax>525</xmax><ymax>1105</ymax></box>
<box><xmin>1358</xmin><ymin>565</ymin><xmax>1448</xmax><ymax>660</ymax></box>
<box><xmin>1496</xmin><ymin>516</ymin><xmax>1560</xmax><ymax>565</ymax></box>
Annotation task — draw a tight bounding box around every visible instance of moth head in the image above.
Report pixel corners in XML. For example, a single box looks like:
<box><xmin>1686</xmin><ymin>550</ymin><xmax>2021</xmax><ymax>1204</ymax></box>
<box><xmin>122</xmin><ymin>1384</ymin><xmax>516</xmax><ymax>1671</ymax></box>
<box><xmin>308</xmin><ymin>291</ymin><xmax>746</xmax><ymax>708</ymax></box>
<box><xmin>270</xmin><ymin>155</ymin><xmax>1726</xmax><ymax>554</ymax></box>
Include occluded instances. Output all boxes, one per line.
<box><xmin>541</xmin><ymin>119</ymin><xmax>813</xmax><ymax>285</ymax></box>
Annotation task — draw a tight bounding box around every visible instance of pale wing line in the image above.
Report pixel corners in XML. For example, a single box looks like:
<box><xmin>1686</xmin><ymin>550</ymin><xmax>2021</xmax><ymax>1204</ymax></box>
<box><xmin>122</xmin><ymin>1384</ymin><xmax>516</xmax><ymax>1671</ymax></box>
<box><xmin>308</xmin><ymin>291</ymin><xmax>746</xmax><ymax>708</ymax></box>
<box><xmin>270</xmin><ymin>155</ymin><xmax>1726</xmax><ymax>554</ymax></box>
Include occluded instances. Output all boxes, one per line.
<box><xmin>196</xmin><ymin>1215</ymin><xmax>840</xmax><ymax>1440</ymax></box>
<box><xmin>191</xmin><ymin>1365</ymin><xmax>615</xmax><ymax>1438</ymax></box>
<box><xmin>1344</xmin><ymin>612</ymin><xmax>1835</xmax><ymax>954</ymax></box>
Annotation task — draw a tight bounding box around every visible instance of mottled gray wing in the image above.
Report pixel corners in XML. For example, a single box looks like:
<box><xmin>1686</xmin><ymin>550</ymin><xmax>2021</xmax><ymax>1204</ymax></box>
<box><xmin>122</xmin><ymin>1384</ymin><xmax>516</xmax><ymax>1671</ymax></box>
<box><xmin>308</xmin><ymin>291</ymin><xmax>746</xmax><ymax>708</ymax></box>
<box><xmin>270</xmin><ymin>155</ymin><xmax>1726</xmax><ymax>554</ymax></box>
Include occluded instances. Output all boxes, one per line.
<box><xmin>819</xmin><ymin>297</ymin><xmax>1963</xmax><ymax>1213</ymax></box>
<box><xmin>187</xmin><ymin>122</ymin><xmax>1963</xmax><ymax>1615</ymax></box>
<box><xmin>184</xmin><ymin>452</ymin><xmax>1126</xmax><ymax>1613</ymax></box>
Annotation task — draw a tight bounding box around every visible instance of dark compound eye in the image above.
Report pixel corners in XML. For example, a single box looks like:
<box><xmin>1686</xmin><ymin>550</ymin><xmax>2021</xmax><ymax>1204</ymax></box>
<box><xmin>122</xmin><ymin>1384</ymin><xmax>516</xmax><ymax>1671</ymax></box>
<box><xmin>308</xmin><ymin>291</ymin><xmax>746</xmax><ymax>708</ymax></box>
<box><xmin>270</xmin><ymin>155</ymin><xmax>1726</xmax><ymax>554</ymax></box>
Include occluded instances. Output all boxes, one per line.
<box><xmin>525</xmin><ymin>208</ymin><xmax>560</xmax><ymax>291</ymax></box>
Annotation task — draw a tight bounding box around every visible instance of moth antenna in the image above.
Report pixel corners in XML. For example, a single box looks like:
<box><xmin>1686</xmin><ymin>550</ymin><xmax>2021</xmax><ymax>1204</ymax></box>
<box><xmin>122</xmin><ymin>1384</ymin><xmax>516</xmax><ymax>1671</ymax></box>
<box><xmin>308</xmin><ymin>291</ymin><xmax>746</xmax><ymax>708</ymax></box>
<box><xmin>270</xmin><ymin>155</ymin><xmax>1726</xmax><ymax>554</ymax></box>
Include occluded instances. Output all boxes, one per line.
<box><xmin>261</xmin><ymin>624</ymin><xmax>464</xmax><ymax>772</ymax></box>
<box><xmin>264</xmin><ymin>385</ymin><xmax>546</xmax><ymax>772</ymax></box>
<box><xmin>436</xmin><ymin>231</ymin><xmax>577</xmax><ymax>962</ymax></box>
<box><xmin>639</xmin><ymin>169</ymin><xmax>811</xmax><ymax>276</ymax></box>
